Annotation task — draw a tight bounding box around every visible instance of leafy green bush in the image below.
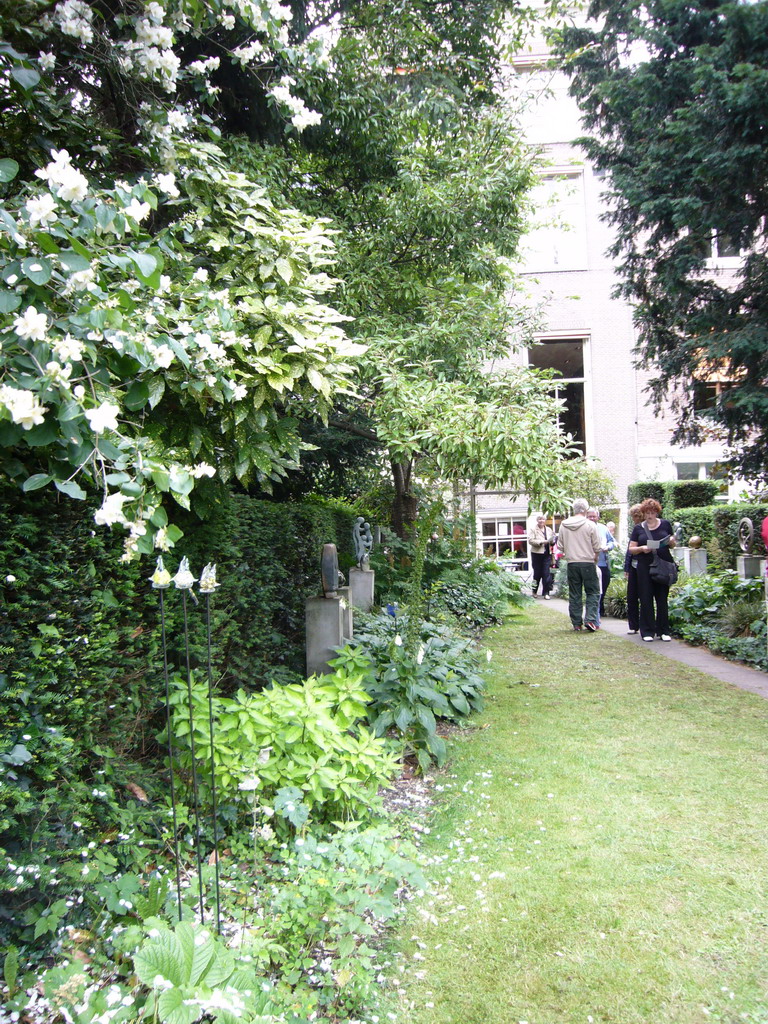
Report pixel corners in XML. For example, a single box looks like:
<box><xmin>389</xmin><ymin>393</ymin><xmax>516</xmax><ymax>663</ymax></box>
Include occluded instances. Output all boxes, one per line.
<box><xmin>169</xmin><ymin>666</ymin><xmax>400</xmax><ymax>828</ymax></box>
<box><xmin>335</xmin><ymin>612</ymin><xmax>487</xmax><ymax>770</ymax></box>
<box><xmin>428</xmin><ymin>558</ymin><xmax>526</xmax><ymax>628</ymax></box>
<box><xmin>604</xmin><ymin>574</ymin><xmax>628</xmax><ymax>618</ymax></box>
<box><xmin>668</xmin><ymin>571</ymin><xmax>767</xmax><ymax>669</ymax></box>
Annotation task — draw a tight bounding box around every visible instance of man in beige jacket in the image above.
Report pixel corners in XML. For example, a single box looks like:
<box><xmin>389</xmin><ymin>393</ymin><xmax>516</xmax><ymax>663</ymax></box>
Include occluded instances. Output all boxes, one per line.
<box><xmin>557</xmin><ymin>498</ymin><xmax>602</xmax><ymax>631</ymax></box>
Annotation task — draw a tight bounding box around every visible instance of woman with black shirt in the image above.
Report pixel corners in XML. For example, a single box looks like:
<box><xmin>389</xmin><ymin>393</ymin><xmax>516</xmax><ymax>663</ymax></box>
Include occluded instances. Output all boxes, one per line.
<box><xmin>627</xmin><ymin>498</ymin><xmax>677</xmax><ymax>642</ymax></box>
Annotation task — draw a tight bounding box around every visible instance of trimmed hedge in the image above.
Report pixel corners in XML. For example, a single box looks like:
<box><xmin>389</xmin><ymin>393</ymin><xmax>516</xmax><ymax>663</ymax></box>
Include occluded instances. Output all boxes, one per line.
<box><xmin>0</xmin><ymin>486</ymin><xmax>357</xmax><ymax>851</ymax></box>
<box><xmin>627</xmin><ymin>480</ymin><xmax>720</xmax><ymax>518</ymax></box>
<box><xmin>673</xmin><ymin>503</ymin><xmax>768</xmax><ymax>569</ymax></box>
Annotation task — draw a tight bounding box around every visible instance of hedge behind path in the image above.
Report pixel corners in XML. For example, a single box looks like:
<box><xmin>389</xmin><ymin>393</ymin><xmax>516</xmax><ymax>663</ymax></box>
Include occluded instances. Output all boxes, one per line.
<box><xmin>391</xmin><ymin>605</ymin><xmax>768</xmax><ymax>1024</ymax></box>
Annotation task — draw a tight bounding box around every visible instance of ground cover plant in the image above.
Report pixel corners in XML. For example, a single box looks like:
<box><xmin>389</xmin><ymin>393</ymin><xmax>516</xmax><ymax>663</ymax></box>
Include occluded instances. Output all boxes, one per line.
<box><xmin>668</xmin><ymin>570</ymin><xmax>767</xmax><ymax>671</ymax></box>
<box><xmin>388</xmin><ymin>604</ymin><xmax>768</xmax><ymax>1024</ymax></box>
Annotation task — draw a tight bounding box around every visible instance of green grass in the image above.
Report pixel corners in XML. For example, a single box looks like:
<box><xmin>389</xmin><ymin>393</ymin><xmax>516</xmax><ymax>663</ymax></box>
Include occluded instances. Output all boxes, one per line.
<box><xmin>386</xmin><ymin>605</ymin><xmax>768</xmax><ymax>1024</ymax></box>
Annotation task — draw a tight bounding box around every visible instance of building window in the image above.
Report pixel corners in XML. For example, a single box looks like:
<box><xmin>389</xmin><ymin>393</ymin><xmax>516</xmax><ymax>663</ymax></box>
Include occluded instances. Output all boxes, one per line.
<box><xmin>675</xmin><ymin>461</ymin><xmax>729</xmax><ymax>497</ymax></box>
<box><xmin>519</xmin><ymin>171</ymin><xmax>588</xmax><ymax>272</ymax></box>
<box><xmin>528</xmin><ymin>337</ymin><xmax>586</xmax><ymax>454</ymax></box>
<box><xmin>481</xmin><ymin>517</ymin><xmax>528</xmax><ymax>561</ymax></box>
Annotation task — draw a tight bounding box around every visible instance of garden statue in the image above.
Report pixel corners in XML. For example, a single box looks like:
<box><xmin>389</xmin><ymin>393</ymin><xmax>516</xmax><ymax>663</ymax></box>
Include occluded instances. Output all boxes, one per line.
<box><xmin>321</xmin><ymin>543</ymin><xmax>342</xmax><ymax>597</ymax></box>
<box><xmin>737</xmin><ymin>517</ymin><xmax>754</xmax><ymax>554</ymax></box>
<box><xmin>673</xmin><ymin>522</ymin><xmax>684</xmax><ymax>545</ymax></box>
<box><xmin>353</xmin><ymin>516</ymin><xmax>374</xmax><ymax>568</ymax></box>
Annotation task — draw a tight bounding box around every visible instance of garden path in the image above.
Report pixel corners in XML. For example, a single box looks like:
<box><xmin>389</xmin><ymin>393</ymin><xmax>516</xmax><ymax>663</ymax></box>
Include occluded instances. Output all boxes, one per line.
<box><xmin>390</xmin><ymin>603</ymin><xmax>768</xmax><ymax>1024</ymax></box>
<box><xmin>540</xmin><ymin>595</ymin><xmax>768</xmax><ymax>699</ymax></box>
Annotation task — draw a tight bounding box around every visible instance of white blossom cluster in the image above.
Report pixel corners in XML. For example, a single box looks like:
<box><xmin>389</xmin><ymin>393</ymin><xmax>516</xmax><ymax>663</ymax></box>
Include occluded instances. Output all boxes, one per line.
<box><xmin>0</xmin><ymin>384</ymin><xmax>48</xmax><ymax>430</ymax></box>
<box><xmin>268</xmin><ymin>76</ymin><xmax>323</xmax><ymax>132</ymax></box>
<box><xmin>34</xmin><ymin>148</ymin><xmax>88</xmax><ymax>204</ymax></box>
<box><xmin>52</xmin><ymin>0</ymin><xmax>94</xmax><ymax>44</ymax></box>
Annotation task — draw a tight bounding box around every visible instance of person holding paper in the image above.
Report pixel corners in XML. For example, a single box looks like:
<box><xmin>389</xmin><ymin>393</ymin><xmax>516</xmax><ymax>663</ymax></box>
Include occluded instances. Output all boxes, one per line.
<box><xmin>628</xmin><ymin>498</ymin><xmax>677</xmax><ymax>642</ymax></box>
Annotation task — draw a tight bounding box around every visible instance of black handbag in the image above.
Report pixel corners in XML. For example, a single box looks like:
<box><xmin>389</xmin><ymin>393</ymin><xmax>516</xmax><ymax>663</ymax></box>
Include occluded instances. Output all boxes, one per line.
<box><xmin>642</xmin><ymin>523</ymin><xmax>679</xmax><ymax>586</ymax></box>
<box><xmin>649</xmin><ymin>553</ymin><xmax>678</xmax><ymax>586</ymax></box>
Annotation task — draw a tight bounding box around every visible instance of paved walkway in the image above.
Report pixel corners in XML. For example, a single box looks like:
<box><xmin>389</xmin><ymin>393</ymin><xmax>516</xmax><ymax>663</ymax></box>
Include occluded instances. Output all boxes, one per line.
<box><xmin>537</xmin><ymin>595</ymin><xmax>768</xmax><ymax>700</ymax></box>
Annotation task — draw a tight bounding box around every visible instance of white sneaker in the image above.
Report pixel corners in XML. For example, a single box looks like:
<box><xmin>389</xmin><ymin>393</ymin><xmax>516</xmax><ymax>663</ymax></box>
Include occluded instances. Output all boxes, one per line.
<box><xmin>659</xmin><ymin>634</ymin><xmax>672</xmax><ymax>642</ymax></box>
<box><xmin>642</xmin><ymin>636</ymin><xmax>654</xmax><ymax>642</ymax></box>
<box><xmin>544</xmin><ymin>594</ymin><xmax>551</xmax><ymax>600</ymax></box>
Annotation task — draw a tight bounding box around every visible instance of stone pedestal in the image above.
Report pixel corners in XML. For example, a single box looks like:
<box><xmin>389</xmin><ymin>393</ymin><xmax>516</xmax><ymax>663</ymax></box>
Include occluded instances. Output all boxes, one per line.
<box><xmin>737</xmin><ymin>554</ymin><xmax>764</xmax><ymax>580</ymax></box>
<box><xmin>676</xmin><ymin>547</ymin><xmax>708</xmax><ymax>576</ymax></box>
<box><xmin>305</xmin><ymin>596</ymin><xmax>344</xmax><ymax>677</ymax></box>
<box><xmin>337</xmin><ymin>586</ymin><xmax>354</xmax><ymax>641</ymax></box>
<box><xmin>349</xmin><ymin>567</ymin><xmax>375</xmax><ymax>612</ymax></box>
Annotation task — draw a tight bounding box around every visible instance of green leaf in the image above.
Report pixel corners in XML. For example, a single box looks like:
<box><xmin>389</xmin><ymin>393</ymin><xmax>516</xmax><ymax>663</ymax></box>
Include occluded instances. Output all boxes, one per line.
<box><xmin>59</xmin><ymin>250</ymin><xmax>91</xmax><ymax>273</ymax></box>
<box><xmin>55</xmin><ymin>479</ymin><xmax>87</xmax><ymax>500</ymax></box>
<box><xmin>0</xmin><ymin>158</ymin><xmax>19</xmax><ymax>183</ymax></box>
<box><xmin>22</xmin><ymin>473</ymin><xmax>52</xmax><ymax>492</ymax></box>
<box><xmin>124</xmin><ymin>381</ymin><xmax>150</xmax><ymax>411</ymax></box>
<box><xmin>129</xmin><ymin>250</ymin><xmax>157</xmax><ymax>278</ymax></box>
<box><xmin>10</xmin><ymin>66</ymin><xmax>40</xmax><ymax>90</ymax></box>
<box><xmin>24</xmin><ymin>420</ymin><xmax>58</xmax><ymax>447</ymax></box>
<box><xmin>21</xmin><ymin>257</ymin><xmax>52</xmax><ymax>285</ymax></box>
<box><xmin>147</xmin><ymin>377</ymin><xmax>165</xmax><ymax>409</ymax></box>
<box><xmin>157</xmin><ymin>988</ymin><xmax>198</xmax><ymax>1024</ymax></box>
<box><xmin>0</xmin><ymin>290</ymin><xmax>21</xmax><ymax>314</ymax></box>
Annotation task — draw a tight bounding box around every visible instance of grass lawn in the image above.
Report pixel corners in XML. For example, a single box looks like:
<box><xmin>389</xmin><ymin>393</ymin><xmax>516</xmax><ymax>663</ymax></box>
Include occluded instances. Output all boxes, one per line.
<box><xmin>387</xmin><ymin>604</ymin><xmax>768</xmax><ymax>1024</ymax></box>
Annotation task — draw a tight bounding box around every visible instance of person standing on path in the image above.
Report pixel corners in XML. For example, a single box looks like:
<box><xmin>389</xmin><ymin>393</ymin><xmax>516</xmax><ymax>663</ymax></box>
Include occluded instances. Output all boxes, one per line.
<box><xmin>624</xmin><ymin>504</ymin><xmax>644</xmax><ymax>634</ymax></box>
<box><xmin>587</xmin><ymin>507</ymin><xmax>615</xmax><ymax>618</ymax></box>
<box><xmin>557</xmin><ymin>498</ymin><xmax>602</xmax><ymax>631</ymax></box>
<box><xmin>528</xmin><ymin>513</ymin><xmax>556</xmax><ymax>599</ymax></box>
<box><xmin>628</xmin><ymin>497</ymin><xmax>677</xmax><ymax>642</ymax></box>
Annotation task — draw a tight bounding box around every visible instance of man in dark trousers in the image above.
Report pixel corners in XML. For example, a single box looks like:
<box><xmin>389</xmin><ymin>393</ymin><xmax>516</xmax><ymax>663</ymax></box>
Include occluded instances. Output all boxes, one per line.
<box><xmin>557</xmin><ymin>498</ymin><xmax>602</xmax><ymax>631</ymax></box>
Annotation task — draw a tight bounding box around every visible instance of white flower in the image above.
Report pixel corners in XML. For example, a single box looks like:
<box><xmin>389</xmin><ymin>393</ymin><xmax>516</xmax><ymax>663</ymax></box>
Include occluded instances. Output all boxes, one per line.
<box><xmin>416</xmin><ymin>646</ymin><xmax>425</xmax><ymax>664</ymax></box>
<box><xmin>56</xmin><ymin>164</ymin><xmax>89</xmax><ymax>203</ymax></box>
<box><xmin>154</xmin><ymin>172</ymin><xmax>179</xmax><ymax>197</ymax></box>
<box><xmin>122</xmin><ymin>198</ymin><xmax>151</xmax><ymax>222</ymax></box>
<box><xmin>167</xmin><ymin>109</ymin><xmax>188</xmax><ymax>129</ymax></box>
<box><xmin>190</xmin><ymin>463</ymin><xmax>215</xmax><ymax>478</ymax></box>
<box><xmin>0</xmin><ymin>385</ymin><xmax>47</xmax><ymax>430</ymax></box>
<box><xmin>149</xmin><ymin>343</ymin><xmax>174</xmax><ymax>368</ymax></box>
<box><xmin>73</xmin><ymin>384</ymin><xmax>86</xmax><ymax>399</ymax></box>
<box><xmin>238</xmin><ymin>776</ymin><xmax>260</xmax><ymax>792</ymax></box>
<box><xmin>394</xmin><ymin>634</ymin><xmax>403</xmax><ymax>647</ymax></box>
<box><xmin>85</xmin><ymin>402</ymin><xmax>120</xmax><ymax>433</ymax></box>
<box><xmin>193</xmin><ymin>267</ymin><xmax>209</xmax><ymax>282</ymax></box>
<box><xmin>14</xmin><ymin>305</ymin><xmax>48</xmax><ymax>341</ymax></box>
<box><xmin>25</xmin><ymin>193</ymin><xmax>58</xmax><ymax>228</ymax></box>
<box><xmin>154</xmin><ymin>526</ymin><xmax>171</xmax><ymax>551</ymax></box>
<box><xmin>291</xmin><ymin>108</ymin><xmax>322</xmax><ymax>132</ymax></box>
<box><xmin>151</xmin><ymin>976</ymin><xmax>174</xmax><ymax>991</ymax></box>
<box><xmin>94</xmin><ymin>491</ymin><xmax>130</xmax><ymax>527</ymax></box>
<box><xmin>5</xmin><ymin>575</ymin><xmax>17</xmax><ymax>583</ymax></box>
<box><xmin>38</xmin><ymin>51</ymin><xmax>56</xmax><ymax>71</ymax></box>
<box><xmin>45</xmin><ymin>361</ymin><xmax>73</xmax><ymax>386</ymax></box>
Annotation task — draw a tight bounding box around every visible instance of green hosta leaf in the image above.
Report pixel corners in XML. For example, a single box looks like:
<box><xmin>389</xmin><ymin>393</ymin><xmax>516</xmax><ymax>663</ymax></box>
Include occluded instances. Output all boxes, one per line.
<box><xmin>275</xmin><ymin>257</ymin><xmax>293</xmax><ymax>283</ymax></box>
<box><xmin>0</xmin><ymin>158</ymin><xmax>19</xmax><ymax>183</ymax></box>
<box><xmin>134</xmin><ymin>931</ymin><xmax>186</xmax><ymax>989</ymax></box>
<box><xmin>157</xmin><ymin>988</ymin><xmax>198</xmax><ymax>1024</ymax></box>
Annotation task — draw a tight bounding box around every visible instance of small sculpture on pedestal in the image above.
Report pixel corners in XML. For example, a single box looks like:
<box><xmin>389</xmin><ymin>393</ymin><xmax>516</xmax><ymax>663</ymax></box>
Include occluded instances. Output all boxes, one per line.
<box><xmin>353</xmin><ymin>516</ymin><xmax>374</xmax><ymax>569</ymax></box>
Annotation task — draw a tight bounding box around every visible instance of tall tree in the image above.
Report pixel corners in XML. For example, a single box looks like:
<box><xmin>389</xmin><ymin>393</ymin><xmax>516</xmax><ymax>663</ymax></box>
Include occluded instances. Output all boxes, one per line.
<box><xmin>557</xmin><ymin>0</ymin><xmax>768</xmax><ymax>485</ymax></box>
<box><xmin>230</xmin><ymin>0</ymin><xmax>581</xmax><ymax>531</ymax></box>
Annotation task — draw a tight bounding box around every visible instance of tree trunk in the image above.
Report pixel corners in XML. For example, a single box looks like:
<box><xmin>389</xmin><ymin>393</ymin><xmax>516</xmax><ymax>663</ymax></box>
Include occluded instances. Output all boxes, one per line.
<box><xmin>391</xmin><ymin>459</ymin><xmax>418</xmax><ymax>538</ymax></box>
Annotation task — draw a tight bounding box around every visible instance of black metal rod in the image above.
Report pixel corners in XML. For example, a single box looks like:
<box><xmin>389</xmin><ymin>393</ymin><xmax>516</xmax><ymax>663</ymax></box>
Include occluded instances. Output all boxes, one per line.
<box><xmin>205</xmin><ymin>594</ymin><xmax>221</xmax><ymax>934</ymax></box>
<box><xmin>159</xmin><ymin>589</ymin><xmax>184</xmax><ymax>922</ymax></box>
<box><xmin>182</xmin><ymin>590</ymin><xmax>206</xmax><ymax>923</ymax></box>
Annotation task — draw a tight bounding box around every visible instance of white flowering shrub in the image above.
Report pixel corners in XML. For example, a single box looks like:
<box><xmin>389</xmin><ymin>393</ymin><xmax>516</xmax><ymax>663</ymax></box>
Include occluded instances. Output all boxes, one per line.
<box><xmin>0</xmin><ymin>144</ymin><xmax>363</xmax><ymax>560</ymax></box>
